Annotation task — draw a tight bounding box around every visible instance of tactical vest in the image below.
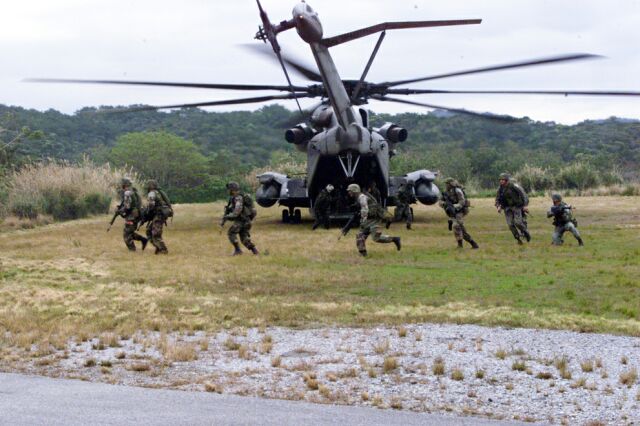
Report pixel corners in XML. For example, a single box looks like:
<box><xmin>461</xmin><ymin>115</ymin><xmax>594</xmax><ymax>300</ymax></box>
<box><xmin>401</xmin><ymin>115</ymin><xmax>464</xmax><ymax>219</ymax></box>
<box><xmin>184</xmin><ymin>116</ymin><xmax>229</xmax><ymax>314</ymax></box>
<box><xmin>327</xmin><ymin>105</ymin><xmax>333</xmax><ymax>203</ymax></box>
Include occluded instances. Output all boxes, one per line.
<box><xmin>364</xmin><ymin>193</ymin><xmax>385</xmax><ymax>220</ymax></box>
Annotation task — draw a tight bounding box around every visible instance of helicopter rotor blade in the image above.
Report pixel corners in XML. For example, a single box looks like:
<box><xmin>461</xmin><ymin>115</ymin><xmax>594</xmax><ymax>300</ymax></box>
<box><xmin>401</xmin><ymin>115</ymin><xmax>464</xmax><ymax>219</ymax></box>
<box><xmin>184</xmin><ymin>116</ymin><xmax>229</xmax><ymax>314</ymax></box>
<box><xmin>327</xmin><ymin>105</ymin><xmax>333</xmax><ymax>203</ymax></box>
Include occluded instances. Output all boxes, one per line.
<box><xmin>371</xmin><ymin>95</ymin><xmax>519</xmax><ymax>122</ymax></box>
<box><xmin>241</xmin><ymin>44</ymin><xmax>322</xmax><ymax>83</ymax></box>
<box><xmin>254</xmin><ymin>0</ymin><xmax>304</xmax><ymax>115</ymax></box>
<box><xmin>322</xmin><ymin>19</ymin><xmax>482</xmax><ymax>48</ymax></box>
<box><xmin>385</xmin><ymin>88</ymin><xmax>640</xmax><ymax>97</ymax></box>
<box><xmin>102</xmin><ymin>93</ymin><xmax>312</xmax><ymax>113</ymax></box>
<box><xmin>382</xmin><ymin>53</ymin><xmax>603</xmax><ymax>87</ymax></box>
<box><xmin>24</xmin><ymin>78</ymin><xmax>309</xmax><ymax>92</ymax></box>
<box><xmin>351</xmin><ymin>31</ymin><xmax>386</xmax><ymax>102</ymax></box>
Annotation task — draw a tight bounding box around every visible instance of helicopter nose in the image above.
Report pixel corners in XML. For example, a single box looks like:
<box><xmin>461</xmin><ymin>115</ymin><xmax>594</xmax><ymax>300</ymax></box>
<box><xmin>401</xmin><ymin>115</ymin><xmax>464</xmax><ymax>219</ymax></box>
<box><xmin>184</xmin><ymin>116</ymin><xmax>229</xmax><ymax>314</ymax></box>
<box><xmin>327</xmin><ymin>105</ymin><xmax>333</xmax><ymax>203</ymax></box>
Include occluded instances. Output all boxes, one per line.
<box><xmin>293</xmin><ymin>4</ymin><xmax>323</xmax><ymax>43</ymax></box>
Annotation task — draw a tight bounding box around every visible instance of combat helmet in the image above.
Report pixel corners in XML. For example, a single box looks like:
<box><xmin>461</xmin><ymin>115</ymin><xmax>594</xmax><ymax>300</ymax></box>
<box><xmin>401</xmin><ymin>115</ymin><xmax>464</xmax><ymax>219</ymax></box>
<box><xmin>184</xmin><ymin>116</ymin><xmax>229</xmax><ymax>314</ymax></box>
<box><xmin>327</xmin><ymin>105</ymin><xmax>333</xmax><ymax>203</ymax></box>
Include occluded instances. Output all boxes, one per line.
<box><xmin>444</xmin><ymin>177</ymin><xmax>456</xmax><ymax>185</ymax></box>
<box><xmin>146</xmin><ymin>179</ymin><xmax>158</xmax><ymax>190</ymax></box>
<box><xmin>326</xmin><ymin>184</ymin><xmax>334</xmax><ymax>192</ymax></box>
<box><xmin>499</xmin><ymin>173</ymin><xmax>511</xmax><ymax>181</ymax></box>
<box><xmin>226</xmin><ymin>181</ymin><xmax>240</xmax><ymax>191</ymax></box>
<box><xmin>120</xmin><ymin>177</ymin><xmax>132</xmax><ymax>187</ymax></box>
<box><xmin>347</xmin><ymin>183</ymin><xmax>361</xmax><ymax>193</ymax></box>
<box><xmin>551</xmin><ymin>193</ymin><xmax>562</xmax><ymax>202</ymax></box>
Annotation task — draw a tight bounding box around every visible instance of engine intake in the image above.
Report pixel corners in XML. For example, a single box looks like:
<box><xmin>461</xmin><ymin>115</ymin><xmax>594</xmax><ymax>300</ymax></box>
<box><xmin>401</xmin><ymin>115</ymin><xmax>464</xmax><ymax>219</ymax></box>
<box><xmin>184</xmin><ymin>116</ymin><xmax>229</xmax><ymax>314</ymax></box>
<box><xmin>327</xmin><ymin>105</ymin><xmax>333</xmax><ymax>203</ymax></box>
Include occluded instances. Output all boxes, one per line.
<box><xmin>285</xmin><ymin>123</ymin><xmax>315</xmax><ymax>145</ymax></box>
<box><xmin>375</xmin><ymin>122</ymin><xmax>408</xmax><ymax>143</ymax></box>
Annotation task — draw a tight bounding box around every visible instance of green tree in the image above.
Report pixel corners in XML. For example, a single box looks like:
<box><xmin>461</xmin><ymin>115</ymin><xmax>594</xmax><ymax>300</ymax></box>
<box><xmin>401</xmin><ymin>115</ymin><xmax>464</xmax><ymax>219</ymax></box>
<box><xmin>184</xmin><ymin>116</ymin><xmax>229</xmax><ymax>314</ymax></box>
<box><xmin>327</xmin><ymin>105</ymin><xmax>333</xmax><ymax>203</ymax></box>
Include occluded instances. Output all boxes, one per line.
<box><xmin>108</xmin><ymin>131</ymin><xmax>209</xmax><ymax>202</ymax></box>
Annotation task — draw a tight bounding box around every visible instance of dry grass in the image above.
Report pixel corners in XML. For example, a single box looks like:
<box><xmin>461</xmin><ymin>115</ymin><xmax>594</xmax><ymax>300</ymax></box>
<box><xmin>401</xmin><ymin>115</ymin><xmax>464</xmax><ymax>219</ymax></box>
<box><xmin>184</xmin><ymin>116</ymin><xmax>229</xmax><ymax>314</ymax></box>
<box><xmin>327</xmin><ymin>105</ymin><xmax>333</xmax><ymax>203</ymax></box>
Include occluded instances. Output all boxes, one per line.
<box><xmin>451</xmin><ymin>368</ymin><xmax>464</xmax><ymax>381</ymax></box>
<box><xmin>271</xmin><ymin>356</ymin><xmax>281</xmax><ymax>368</ymax></box>
<box><xmin>128</xmin><ymin>362</ymin><xmax>151</xmax><ymax>372</ymax></box>
<box><xmin>580</xmin><ymin>359</ymin><xmax>594</xmax><ymax>373</ymax></box>
<box><xmin>432</xmin><ymin>357</ymin><xmax>445</xmax><ymax>376</ymax></box>
<box><xmin>373</xmin><ymin>340</ymin><xmax>390</xmax><ymax>355</ymax></box>
<box><xmin>0</xmin><ymin>196</ymin><xmax>639</xmax><ymax>353</ymax></box>
<box><xmin>382</xmin><ymin>356</ymin><xmax>398</xmax><ymax>373</ymax></box>
<box><xmin>162</xmin><ymin>342</ymin><xmax>198</xmax><ymax>362</ymax></box>
<box><xmin>397</xmin><ymin>326</ymin><xmax>407</xmax><ymax>338</ymax></box>
<box><xmin>495</xmin><ymin>349</ymin><xmax>507</xmax><ymax>360</ymax></box>
<box><xmin>204</xmin><ymin>382</ymin><xmax>223</xmax><ymax>393</ymax></box>
<box><xmin>512</xmin><ymin>360</ymin><xmax>527</xmax><ymax>371</ymax></box>
<box><xmin>619</xmin><ymin>368</ymin><xmax>638</xmax><ymax>387</ymax></box>
<box><xmin>536</xmin><ymin>371</ymin><xmax>553</xmax><ymax>380</ymax></box>
<box><xmin>475</xmin><ymin>369</ymin><xmax>485</xmax><ymax>379</ymax></box>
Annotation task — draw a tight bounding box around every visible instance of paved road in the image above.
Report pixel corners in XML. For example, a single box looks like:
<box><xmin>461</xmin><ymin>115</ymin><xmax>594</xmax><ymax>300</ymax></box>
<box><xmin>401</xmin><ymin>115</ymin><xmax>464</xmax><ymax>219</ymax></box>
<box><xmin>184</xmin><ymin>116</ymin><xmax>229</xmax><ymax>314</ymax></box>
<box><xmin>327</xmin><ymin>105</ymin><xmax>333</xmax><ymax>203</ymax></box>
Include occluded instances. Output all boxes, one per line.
<box><xmin>0</xmin><ymin>373</ymin><xmax>522</xmax><ymax>425</ymax></box>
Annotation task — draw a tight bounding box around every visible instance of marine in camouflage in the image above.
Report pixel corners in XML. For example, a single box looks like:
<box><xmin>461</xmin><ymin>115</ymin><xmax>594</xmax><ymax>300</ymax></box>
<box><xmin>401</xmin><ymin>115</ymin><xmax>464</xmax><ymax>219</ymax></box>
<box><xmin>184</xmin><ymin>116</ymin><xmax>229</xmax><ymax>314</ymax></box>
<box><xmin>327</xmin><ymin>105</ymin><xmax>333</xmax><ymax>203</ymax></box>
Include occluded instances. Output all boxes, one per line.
<box><xmin>119</xmin><ymin>179</ymin><xmax>147</xmax><ymax>251</ymax></box>
<box><xmin>440</xmin><ymin>178</ymin><xmax>478</xmax><ymax>249</ymax></box>
<box><xmin>312</xmin><ymin>184</ymin><xmax>335</xmax><ymax>230</ymax></box>
<box><xmin>145</xmin><ymin>180</ymin><xmax>169</xmax><ymax>254</ymax></box>
<box><xmin>495</xmin><ymin>173</ymin><xmax>531</xmax><ymax>244</ymax></box>
<box><xmin>224</xmin><ymin>182</ymin><xmax>258</xmax><ymax>255</ymax></box>
<box><xmin>547</xmin><ymin>194</ymin><xmax>584</xmax><ymax>246</ymax></box>
<box><xmin>393</xmin><ymin>181</ymin><xmax>415</xmax><ymax>229</ymax></box>
<box><xmin>347</xmin><ymin>184</ymin><xmax>400</xmax><ymax>256</ymax></box>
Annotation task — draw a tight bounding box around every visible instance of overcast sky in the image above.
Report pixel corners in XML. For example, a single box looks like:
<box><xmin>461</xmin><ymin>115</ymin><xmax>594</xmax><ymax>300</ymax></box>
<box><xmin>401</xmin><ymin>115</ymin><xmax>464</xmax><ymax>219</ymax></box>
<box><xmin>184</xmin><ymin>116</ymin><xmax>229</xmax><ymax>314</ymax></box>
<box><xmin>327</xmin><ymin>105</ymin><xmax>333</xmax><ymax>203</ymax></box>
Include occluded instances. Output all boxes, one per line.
<box><xmin>1</xmin><ymin>0</ymin><xmax>639</xmax><ymax>124</ymax></box>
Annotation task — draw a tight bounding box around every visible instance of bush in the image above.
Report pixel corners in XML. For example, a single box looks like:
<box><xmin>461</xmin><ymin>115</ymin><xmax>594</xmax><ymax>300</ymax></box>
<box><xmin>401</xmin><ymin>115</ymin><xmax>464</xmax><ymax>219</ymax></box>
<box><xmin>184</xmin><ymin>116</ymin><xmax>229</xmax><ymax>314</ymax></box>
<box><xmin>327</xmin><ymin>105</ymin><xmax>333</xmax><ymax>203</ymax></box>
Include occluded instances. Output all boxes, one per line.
<box><xmin>514</xmin><ymin>165</ymin><xmax>554</xmax><ymax>193</ymax></box>
<box><xmin>555</xmin><ymin>162</ymin><xmax>600</xmax><ymax>191</ymax></box>
<box><xmin>6</xmin><ymin>159</ymin><xmax>132</xmax><ymax>223</ymax></box>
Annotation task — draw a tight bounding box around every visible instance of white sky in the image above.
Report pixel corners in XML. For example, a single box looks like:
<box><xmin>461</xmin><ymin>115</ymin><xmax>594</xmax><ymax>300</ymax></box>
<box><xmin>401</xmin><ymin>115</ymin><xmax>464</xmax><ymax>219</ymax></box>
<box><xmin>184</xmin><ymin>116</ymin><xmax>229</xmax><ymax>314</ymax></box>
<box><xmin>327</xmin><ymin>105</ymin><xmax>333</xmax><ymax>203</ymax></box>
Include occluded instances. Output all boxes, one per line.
<box><xmin>1</xmin><ymin>0</ymin><xmax>639</xmax><ymax>124</ymax></box>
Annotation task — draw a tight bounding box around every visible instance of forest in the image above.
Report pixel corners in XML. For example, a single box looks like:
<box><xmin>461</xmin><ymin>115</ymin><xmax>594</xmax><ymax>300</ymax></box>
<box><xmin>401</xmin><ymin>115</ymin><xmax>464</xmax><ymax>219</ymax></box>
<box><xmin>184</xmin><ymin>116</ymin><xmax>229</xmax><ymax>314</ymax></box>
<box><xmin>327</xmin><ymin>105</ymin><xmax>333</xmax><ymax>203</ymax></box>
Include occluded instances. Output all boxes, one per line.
<box><xmin>1</xmin><ymin>103</ymin><xmax>639</xmax><ymax>211</ymax></box>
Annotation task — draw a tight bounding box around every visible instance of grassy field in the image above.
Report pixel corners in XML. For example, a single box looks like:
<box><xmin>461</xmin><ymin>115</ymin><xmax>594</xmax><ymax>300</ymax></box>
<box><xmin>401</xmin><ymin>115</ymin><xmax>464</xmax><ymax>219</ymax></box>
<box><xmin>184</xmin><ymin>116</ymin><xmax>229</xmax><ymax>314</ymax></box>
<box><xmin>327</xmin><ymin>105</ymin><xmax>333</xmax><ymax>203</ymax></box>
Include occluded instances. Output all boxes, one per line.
<box><xmin>0</xmin><ymin>196</ymin><xmax>639</xmax><ymax>349</ymax></box>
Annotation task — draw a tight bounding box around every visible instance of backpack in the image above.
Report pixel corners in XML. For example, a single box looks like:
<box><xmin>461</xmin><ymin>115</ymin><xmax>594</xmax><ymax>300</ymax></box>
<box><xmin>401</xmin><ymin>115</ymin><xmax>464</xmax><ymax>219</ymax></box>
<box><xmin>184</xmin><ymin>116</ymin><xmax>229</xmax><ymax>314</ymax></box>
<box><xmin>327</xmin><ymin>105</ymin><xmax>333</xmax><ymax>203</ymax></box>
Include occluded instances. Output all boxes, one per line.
<box><xmin>513</xmin><ymin>183</ymin><xmax>529</xmax><ymax>207</ymax></box>
<box><xmin>157</xmin><ymin>189</ymin><xmax>174</xmax><ymax>218</ymax></box>
<box><xmin>242</xmin><ymin>193</ymin><xmax>257</xmax><ymax>220</ymax></box>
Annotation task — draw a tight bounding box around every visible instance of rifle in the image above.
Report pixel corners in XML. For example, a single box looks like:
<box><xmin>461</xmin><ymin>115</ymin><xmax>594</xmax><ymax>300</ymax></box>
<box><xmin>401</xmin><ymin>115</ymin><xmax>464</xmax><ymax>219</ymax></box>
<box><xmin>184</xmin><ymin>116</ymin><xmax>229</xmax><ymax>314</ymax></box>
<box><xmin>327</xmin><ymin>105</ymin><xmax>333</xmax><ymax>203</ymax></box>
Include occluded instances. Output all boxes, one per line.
<box><xmin>107</xmin><ymin>203</ymin><xmax>123</xmax><ymax>232</ymax></box>
<box><xmin>337</xmin><ymin>212</ymin><xmax>360</xmax><ymax>241</ymax></box>
<box><xmin>136</xmin><ymin>207</ymin><xmax>151</xmax><ymax>231</ymax></box>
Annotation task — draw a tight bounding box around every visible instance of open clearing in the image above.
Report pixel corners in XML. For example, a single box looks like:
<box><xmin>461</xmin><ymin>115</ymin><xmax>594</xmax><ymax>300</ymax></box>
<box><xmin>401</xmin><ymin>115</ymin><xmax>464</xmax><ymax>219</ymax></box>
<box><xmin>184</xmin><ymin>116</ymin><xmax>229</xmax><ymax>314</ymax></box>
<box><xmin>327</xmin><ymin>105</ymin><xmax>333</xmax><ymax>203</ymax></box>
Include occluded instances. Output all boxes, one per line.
<box><xmin>0</xmin><ymin>196</ymin><xmax>639</xmax><ymax>423</ymax></box>
<box><xmin>1</xmin><ymin>196</ymin><xmax>638</xmax><ymax>338</ymax></box>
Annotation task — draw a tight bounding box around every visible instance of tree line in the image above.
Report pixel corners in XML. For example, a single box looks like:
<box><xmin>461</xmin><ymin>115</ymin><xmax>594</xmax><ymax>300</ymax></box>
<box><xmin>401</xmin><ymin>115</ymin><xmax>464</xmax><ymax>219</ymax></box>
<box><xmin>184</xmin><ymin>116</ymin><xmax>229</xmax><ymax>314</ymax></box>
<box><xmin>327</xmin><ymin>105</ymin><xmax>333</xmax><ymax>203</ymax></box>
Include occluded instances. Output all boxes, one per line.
<box><xmin>1</xmin><ymin>104</ymin><xmax>639</xmax><ymax>207</ymax></box>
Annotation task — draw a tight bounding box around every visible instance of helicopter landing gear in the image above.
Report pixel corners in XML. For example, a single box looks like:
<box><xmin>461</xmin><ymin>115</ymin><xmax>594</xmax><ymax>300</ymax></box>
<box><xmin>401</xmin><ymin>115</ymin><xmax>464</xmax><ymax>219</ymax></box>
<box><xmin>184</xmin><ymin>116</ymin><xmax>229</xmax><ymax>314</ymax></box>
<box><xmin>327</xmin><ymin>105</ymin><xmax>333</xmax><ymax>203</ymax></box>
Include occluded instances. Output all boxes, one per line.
<box><xmin>282</xmin><ymin>208</ymin><xmax>302</xmax><ymax>224</ymax></box>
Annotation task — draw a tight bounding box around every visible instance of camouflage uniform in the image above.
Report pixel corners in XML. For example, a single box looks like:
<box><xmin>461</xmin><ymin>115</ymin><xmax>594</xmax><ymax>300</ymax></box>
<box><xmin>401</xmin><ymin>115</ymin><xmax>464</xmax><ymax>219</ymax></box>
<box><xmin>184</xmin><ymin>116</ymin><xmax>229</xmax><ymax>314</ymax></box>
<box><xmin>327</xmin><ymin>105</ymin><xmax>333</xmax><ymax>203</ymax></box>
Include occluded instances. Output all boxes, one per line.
<box><xmin>347</xmin><ymin>184</ymin><xmax>400</xmax><ymax>256</ymax></box>
<box><xmin>547</xmin><ymin>194</ymin><xmax>583</xmax><ymax>246</ymax></box>
<box><xmin>367</xmin><ymin>182</ymin><xmax>382</xmax><ymax>203</ymax></box>
<box><xmin>312</xmin><ymin>184</ymin><xmax>335</xmax><ymax>230</ymax></box>
<box><xmin>440</xmin><ymin>178</ymin><xmax>478</xmax><ymax>249</ymax></box>
<box><xmin>394</xmin><ymin>181</ymin><xmax>415</xmax><ymax>229</ymax></box>
<box><xmin>224</xmin><ymin>182</ymin><xmax>258</xmax><ymax>255</ymax></box>
<box><xmin>119</xmin><ymin>180</ymin><xmax>147</xmax><ymax>251</ymax></box>
<box><xmin>495</xmin><ymin>173</ymin><xmax>530</xmax><ymax>244</ymax></box>
<box><xmin>145</xmin><ymin>180</ymin><xmax>170</xmax><ymax>254</ymax></box>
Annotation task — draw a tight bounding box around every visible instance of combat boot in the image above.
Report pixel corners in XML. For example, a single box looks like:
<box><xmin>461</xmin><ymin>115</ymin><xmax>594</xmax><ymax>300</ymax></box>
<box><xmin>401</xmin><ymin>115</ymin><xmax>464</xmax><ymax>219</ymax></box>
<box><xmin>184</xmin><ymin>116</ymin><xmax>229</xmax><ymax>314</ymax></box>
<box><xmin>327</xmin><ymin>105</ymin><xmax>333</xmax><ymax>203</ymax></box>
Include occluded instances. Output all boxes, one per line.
<box><xmin>141</xmin><ymin>237</ymin><xmax>148</xmax><ymax>251</ymax></box>
<box><xmin>448</xmin><ymin>220</ymin><xmax>453</xmax><ymax>231</ymax></box>
<box><xmin>577</xmin><ymin>237</ymin><xmax>584</xmax><ymax>246</ymax></box>
<box><xmin>469</xmin><ymin>240</ymin><xmax>479</xmax><ymax>249</ymax></box>
<box><xmin>516</xmin><ymin>237</ymin><xmax>523</xmax><ymax>245</ymax></box>
<box><xmin>523</xmin><ymin>230</ymin><xmax>531</xmax><ymax>242</ymax></box>
<box><xmin>251</xmin><ymin>247</ymin><xmax>259</xmax><ymax>255</ymax></box>
<box><xmin>232</xmin><ymin>242</ymin><xmax>242</xmax><ymax>256</ymax></box>
<box><xmin>311</xmin><ymin>222</ymin><xmax>320</xmax><ymax>231</ymax></box>
<box><xmin>393</xmin><ymin>237</ymin><xmax>402</xmax><ymax>251</ymax></box>
<box><xmin>385</xmin><ymin>219</ymin><xmax>392</xmax><ymax>229</ymax></box>
<box><xmin>457</xmin><ymin>240</ymin><xmax>463</xmax><ymax>249</ymax></box>
<box><xmin>359</xmin><ymin>250</ymin><xmax>368</xmax><ymax>257</ymax></box>
<box><xmin>406</xmin><ymin>223</ymin><xmax>412</xmax><ymax>230</ymax></box>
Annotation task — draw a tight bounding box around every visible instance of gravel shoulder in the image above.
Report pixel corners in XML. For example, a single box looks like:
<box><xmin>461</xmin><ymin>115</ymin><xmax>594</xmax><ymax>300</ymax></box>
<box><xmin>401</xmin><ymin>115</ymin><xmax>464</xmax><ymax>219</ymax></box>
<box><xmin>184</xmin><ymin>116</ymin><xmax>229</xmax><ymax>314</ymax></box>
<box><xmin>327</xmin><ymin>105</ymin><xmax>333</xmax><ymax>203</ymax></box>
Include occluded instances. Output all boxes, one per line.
<box><xmin>2</xmin><ymin>323</ymin><xmax>639</xmax><ymax>424</ymax></box>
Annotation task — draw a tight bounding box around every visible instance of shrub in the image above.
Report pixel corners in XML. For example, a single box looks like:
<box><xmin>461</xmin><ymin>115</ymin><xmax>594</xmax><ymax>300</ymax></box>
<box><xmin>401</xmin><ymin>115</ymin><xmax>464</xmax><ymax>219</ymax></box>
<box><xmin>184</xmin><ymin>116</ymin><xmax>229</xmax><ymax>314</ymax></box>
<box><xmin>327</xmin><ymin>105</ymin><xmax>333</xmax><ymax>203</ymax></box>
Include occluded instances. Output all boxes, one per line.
<box><xmin>555</xmin><ymin>162</ymin><xmax>600</xmax><ymax>191</ymax></box>
<box><xmin>6</xmin><ymin>159</ymin><xmax>131</xmax><ymax>223</ymax></box>
<box><xmin>514</xmin><ymin>164</ymin><xmax>554</xmax><ymax>193</ymax></box>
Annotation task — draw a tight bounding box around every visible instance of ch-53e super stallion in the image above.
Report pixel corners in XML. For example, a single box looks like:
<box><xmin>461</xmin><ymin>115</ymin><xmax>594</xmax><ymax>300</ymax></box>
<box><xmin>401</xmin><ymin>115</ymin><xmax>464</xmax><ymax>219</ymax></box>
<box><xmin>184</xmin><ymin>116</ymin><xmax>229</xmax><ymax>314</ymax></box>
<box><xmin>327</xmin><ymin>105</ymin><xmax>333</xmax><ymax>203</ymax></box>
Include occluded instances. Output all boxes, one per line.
<box><xmin>28</xmin><ymin>1</ymin><xmax>640</xmax><ymax>224</ymax></box>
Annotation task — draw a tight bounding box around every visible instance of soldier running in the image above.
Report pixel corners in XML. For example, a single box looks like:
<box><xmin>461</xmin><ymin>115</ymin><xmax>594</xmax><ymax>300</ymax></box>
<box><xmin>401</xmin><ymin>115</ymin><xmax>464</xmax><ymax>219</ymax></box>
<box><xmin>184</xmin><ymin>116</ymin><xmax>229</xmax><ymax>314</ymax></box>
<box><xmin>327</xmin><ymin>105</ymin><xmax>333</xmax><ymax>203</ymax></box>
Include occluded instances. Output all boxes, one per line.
<box><xmin>394</xmin><ymin>180</ymin><xmax>415</xmax><ymax>229</ymax></box>
<box><xmin>222</xmin><ymin>181</ymin><xmax>259</xmax><ymax>256</ymax></box>
<box><xmin>144</xmin><ymin>180</ymin><xmax>171</xmax><ymax>254</ymax></box>
<box><xmin>547</xmin><ymin>193</ymin><xmax>584</xmax><ymax>246</ymax></box>
<box><xmin>118</xmin><ymin>178</ymin><xmax>147</xmax><ymax>252</ymax></box>
<box><xmin>346</xmin><ymin>183</ymin><xmax>401</xmax><ymax>256</ymax></box>
<box><xmin>495</xmin><ymin>173</ymin><xmax>531</xmax><ymax>245</ymax></box>
<box><xmin>440</xmin><ymin>178</ymin><xmax>479</xmax><ymax>249</ymax></box>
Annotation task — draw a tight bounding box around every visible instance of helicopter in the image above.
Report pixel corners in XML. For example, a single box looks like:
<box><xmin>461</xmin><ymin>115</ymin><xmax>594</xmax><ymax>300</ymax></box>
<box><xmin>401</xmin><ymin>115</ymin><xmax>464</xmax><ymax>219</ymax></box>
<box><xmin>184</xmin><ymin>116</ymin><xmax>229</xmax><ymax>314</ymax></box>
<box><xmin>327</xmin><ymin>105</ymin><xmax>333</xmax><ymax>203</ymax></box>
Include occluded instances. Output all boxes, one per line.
<box><xmin>28</xmin><ymin>1</ymin><xmax>640</xmax><ymax>224</ymax></box>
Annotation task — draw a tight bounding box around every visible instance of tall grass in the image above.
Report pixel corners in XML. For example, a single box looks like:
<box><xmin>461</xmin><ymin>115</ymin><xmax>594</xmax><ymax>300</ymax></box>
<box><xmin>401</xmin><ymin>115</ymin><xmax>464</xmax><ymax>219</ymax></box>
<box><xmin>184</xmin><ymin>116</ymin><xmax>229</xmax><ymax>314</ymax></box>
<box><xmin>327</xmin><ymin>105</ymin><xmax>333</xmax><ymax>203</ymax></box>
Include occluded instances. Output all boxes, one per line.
<box><xmin>6</xmin><ymin>159</ymin><xmax>135</xmax><ymax>221</ymax></box>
